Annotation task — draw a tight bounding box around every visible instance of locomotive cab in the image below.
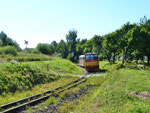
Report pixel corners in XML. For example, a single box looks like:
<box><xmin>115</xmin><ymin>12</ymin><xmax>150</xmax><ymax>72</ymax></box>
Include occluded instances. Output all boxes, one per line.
<box><xmin>85</xmin><ymin>53</ymin><xmax>99</xmax><ymax>71</ymax></box>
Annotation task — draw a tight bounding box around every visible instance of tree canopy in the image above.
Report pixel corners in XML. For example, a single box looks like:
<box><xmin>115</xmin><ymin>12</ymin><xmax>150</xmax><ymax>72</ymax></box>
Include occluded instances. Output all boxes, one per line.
<box><xmin>1</xmin><ymin>16</ymin><xmax>150</xmax><ymax>64</ymax></box>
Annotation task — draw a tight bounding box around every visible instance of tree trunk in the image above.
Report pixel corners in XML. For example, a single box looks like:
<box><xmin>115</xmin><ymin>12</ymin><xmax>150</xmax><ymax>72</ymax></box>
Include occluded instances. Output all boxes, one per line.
<box><xmin>122</xmin><ymin>53</ymin><xmax>125</xmax><ymax>64</ymax></box>
<box><xmin>113</xmin><ymin>52</ymin><xmax>116</xmax><ymax>63</ymax></box>
<box><xmin>106</xmin><ymin>53</ymin><xmax>111</xmax><ymax>62</ymax></box>
<box><xmin>107</xmin><ymin>56</ymin><xmax>111</xmax><ymax>62</ymax></box>
<box><xmin>122</xmin><ymin>50</ymin><xmax>127</xmax><ymax>64</ymax></box>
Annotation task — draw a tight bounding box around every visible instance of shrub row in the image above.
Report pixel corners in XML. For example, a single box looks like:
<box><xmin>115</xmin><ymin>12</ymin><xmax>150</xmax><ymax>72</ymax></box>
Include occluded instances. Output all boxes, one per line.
<box><xmin>0</xmin><ymin>63</ymin><xmax>60</xmax><ymax>95</ymax></box>
<box><xmin>0</xmin><ymin>52</ymin><xmax>53</xmax><ymax>62</ymax></box>
<box><xmin>0</xmin><ymin>46</ymin><xmax>18</xmax><ymax>56</ymax></box>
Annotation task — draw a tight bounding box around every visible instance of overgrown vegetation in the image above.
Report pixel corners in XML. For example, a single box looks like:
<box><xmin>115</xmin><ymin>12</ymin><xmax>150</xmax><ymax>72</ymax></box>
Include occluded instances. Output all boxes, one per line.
<box><xmin>0</xmin><ymin>52</ymin><xmax>53</xmax><ymax>62</ymax></box>
<box><xmin>58</xmin><ymin>61</ymin><xmax>150</xmax><ymax>113</ymax></box>
<box><xmin>26</xmin><ymin>57</ymin><xmax>85</xmax><ymax>75</ymax></box>
<box><xmin>0</xmin><ymin>63</ymin><xmax>60</xmax><ymax>95</ymax></box>
<box><xmin>0</xmin><ymin>76</ymin><xmax>78</xmax><ymax>106</ymax></box>
<box><xmin>0</xmin><ymin>57</ymin><xmax>84</xmax><ymax>96</ymax></box>
<box><xmin>0</xmin><ymin>31</ymin><xmax>20</xmax><ymax>50</ymax></box>
<box><xmin>0</xmin><ymin>46</ymin><xmax>18</xmax><ymax>56</ymax></box>
<box><xmin>36</xmin><ymin>43</ymin><xmax>54</xmax><ymax>55</ymax></box>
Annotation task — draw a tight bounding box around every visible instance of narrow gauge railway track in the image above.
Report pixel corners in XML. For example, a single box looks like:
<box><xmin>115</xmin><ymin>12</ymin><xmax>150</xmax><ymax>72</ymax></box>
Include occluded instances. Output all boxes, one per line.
<box><xmin>0</xmin><ymin>74</ymin><xmax>91</xmax><ymax>113</ymax></box>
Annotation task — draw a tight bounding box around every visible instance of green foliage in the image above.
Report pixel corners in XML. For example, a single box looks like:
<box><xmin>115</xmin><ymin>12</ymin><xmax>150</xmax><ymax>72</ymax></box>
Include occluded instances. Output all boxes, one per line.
<box><xmin>0</xmin><ymin>31</ymin><xmax>20</xmax><ymax>50</ymax></box>
<box><xmin>67</xmin><ymin>53</ymin><xmax>73</xmax><ymax>60</ymax></box>
<box><xmin>0</xmin><ymin>46</ymin><xmax>18</xmax><ymax>56</ymax></box>
<box><xmin>66</xmin><ymin>29</ymin><xmax>78</xmax><ymax>61</ymax></box>
<box><xmin>76</xmin><ymin>39</ymin><xmax>87</xmax><ymax>55</ymax></box>
<box><xmin>113</xmin><ymin>63</ymin><xmax>124</xmax><ymax>70</ymax></box>
<box><xmin>0</xmin><ymin>52</ymin><xmax>52</xmax><ymax>62</ymax></box>
<box><xmin>0</xmin><ymin>63</ymin><xmax>61</xmax><ymax>95</ymax></box>
<box><xmin>101</xmin><ymin>16</ymin><xmax>150</xmax><ymax>65</ymax></box>
<box><xmin>102</xmin><ymin>32</ymin><xmax>119</xmax><ymax>62</ymax></box>
<box><xmin>91</xmin><ymin>35</ymin><xmax>103</xmax><ymax>54</ymax></box>
<box><xmin>99</xmin><ymin>54</ymin><xmax>105</xmax><ymax>61</ymax></box>
<box><xmin>45</xmin><ymin>97</ymin><xmax>57</xmax><ymax>105</ymax></box>
<box><xmin>51</xmin><ymin>41</ymin><xmax>58</xmax><ymax>51</ymax></box>
<box><xmin>56</xmin><ymin>40</ymin><xmax>68</xmax><ymax>58</ymax></box>
<box><xmin>40</xmin><ymin>57</ymin><xmax>84</xmax><ymax>75</ymax></box>
<box><xmin>36</xmin><ymin>43</ymin><xmax>54</xmax><ymax>55</ymax></box>
<box><xmin>0</xmin><ymin>56</ymin><xmax>84</xmax><ymax>95</ymax></box>
<box><xmin>59</xmin><ymin>61</ymin><xmax>150</xmax><ymax>113</ymax></box>
<box><xmin>83</xmin><ymin>40</ymin><xmax>93</xmax><ymax>53</ymax></box>
<box><xmin>25</xmin><ymin>48</ymin><xmax>40</xmax><ymax>54</ymax></box>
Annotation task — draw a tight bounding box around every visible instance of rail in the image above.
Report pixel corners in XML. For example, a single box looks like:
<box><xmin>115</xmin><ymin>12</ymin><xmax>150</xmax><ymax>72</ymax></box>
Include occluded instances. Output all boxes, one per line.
<box><xmin>0</xmin><ymin>74</ymin><xmax>91</xmax><ymax>113</ymax></box>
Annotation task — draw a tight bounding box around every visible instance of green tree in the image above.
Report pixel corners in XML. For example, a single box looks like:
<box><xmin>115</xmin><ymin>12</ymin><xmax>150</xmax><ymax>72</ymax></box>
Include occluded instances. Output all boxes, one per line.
<box><xmin>0</xmin><ymin>31</ymin><xmax>8</xmax><ymax>46</ymax></box>
<box><xmin>51</xmin><ymin>41</ymin><xmax>58</xmax><ymax>51</ymax></box>
<box><xmin>139</xmin><ymin>19</ymin><xmax>150</xmax><ymax>64</ymax></box>
<box><xmin>56</xmin><ymin>40</ymin><xmax>68</xmax><ymax>58</ymax></box>
<box><xmin>102</xmin><ymin>37</ymin><xmax>112</xmax><ymax>62</ymax></box>
<box><xmin>117</xmin><ymin>22</ymin><xmax>135</xmax><ymax>64</ymax></box>
<box><xmin>36</xmin><ymin>43</ymin><xmax>54</xmax><ymax>55</ymax></box>
<box><xmin>66</xmin><ymin>29</ymin><xmax>78</xmax><ymax>61</ymax></box>
<box><xmin>76</xmin><ymin>39</ymin><xmax>87</xmax><ymax>55</ymax></box>
<box><xmin>83</xmin><ymin>39</ymin><xmax>93</xmax><ymax>54</ymax></box>
<box><xmin>111</xmin><ymin>33</ymin><xmax>119</xmax><ymax>63</ymax></box>
<box><xmin>125</xmin><ymin>25</ymin><xmax>143</xmax><ymax>62</ymax></box>
<box><xmin>91</xmin><ymin>35</ymin><xmax>103</xmax><ymax>54</ymax></box>
<box><xmin>0</xmin><ymin>31</ymin><xmax>21</xmax><ymax>50</ymax></box>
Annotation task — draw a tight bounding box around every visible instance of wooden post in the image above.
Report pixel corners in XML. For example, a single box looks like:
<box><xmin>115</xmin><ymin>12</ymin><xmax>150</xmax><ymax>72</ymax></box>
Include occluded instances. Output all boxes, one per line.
<box><xmin>46</xmin><ymin>64</ymin><xmax>48</xmax><ymax>71</ymax></box>
<box><xmin>143</xmin><ymin>64</ymin><xmax>145</xmax><ymax>70</ymax></box>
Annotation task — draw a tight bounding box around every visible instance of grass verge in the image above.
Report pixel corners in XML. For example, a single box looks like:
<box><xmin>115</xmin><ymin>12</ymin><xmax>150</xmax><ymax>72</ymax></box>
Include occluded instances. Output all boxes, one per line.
<box><xmin>0</xmin><ymin>76</ymin><xmax>78</xmax><ymax>106</ymax></box>
<box><xmin>0</xmin><ymin>56</ymin><xmax>84</xmax><ymax>95</ymax></box>
<box><xmin>57</xmin><ymin>61</ymin><xmax>150</xmax><ymax>113</ymax></box>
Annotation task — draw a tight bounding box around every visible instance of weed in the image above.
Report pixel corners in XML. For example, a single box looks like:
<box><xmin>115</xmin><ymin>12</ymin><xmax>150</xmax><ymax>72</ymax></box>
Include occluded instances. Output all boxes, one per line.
<box><xmin>45</xmin><ymin>97</ymin><xmax>57</xmax><ymax>105</ymax></box>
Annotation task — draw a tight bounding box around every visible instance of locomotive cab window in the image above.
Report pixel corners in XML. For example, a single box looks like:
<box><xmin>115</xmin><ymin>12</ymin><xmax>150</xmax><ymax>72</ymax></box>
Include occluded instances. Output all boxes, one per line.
<box><xmin>94</xmin><ymin>55</ymin><xmax>98</xmax><ymax>59</ymax></box>
<box><xmin>86</xmin><ymin>55</ymin><xmax>90</xmax><ymax>60</ymax></box>
<box><xmin>91</xmin><ymin>55</ymin><xmax>94</xmax><ymax>60</ymax></box>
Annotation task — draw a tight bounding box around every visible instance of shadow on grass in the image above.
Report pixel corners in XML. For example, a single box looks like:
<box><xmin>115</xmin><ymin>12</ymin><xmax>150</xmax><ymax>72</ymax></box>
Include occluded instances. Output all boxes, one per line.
<box><xmin>88</xmin><ymin>69</ymin><xmax>107</xmax><ymax>73</ymax></box>
<box><xmin>99</xmin><ymin>69</ymin><xmax>107</xmax><ymax>73</ymax></box>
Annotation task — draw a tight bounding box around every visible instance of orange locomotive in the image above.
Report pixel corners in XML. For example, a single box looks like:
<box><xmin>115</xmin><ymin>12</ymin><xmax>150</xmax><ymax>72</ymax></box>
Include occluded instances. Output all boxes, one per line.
<box><xmin>79</xmin><ymin>53</ymin><xmax>99</xmax><ymax>71</ymax></box>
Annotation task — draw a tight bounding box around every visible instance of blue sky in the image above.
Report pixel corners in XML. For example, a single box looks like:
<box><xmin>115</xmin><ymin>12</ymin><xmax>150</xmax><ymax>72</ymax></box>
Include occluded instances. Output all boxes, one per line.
<box><xmin>0</xmin><ymin>0</ymin><xmax>150</xmax><ymax>49</ymax></box>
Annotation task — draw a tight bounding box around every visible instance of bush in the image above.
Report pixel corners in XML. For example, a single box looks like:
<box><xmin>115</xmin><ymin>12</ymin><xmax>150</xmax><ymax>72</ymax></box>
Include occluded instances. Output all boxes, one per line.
<box><xmin>0</xmin><ymin>63</ymin><xmax>61</xmax><ymax>95</ymax></box>
<box><xmin>36</xmin><ymin>43</ymin><xmax>54</xmax><ymax>55</ymax></box>
<box><xmin>0</xmin><ymin>46</ymin><xmax>17</xmax><ymax>56</ymax></box>
<box><xmin>25</xmin><ymin>48</ymin><xmax>40</xmax><ymax>54</ymax></box>
<box><xmin>67</xmin><ymin>53</ymin><xmax>73</xmax><ymax>61</ymax></box>
<box><xmin>10</xmin><ymin>60</ymin><xmax>18</xmax><ymax>64</ymax></box>
<box><xmin>0</xmin><ymin>48</ymin><xmax>4</xmax><ymax>54</ymax></box>
<box><xmin>113</xmin><ymin>63</ymin><xmax>125</xmax><ymax>70</ymax></box>
<box><xmin>0</xmin><ymin>52</ymin><xmax>53</xmax><ymax>62</ymax></box>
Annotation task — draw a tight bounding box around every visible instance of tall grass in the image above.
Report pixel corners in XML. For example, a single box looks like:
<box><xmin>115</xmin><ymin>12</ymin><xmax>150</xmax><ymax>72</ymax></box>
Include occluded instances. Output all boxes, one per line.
<box><xmin>0</xmin><ymin>56</ymin><xmax>84</xmax><ymax>96</ymax></box>
<box><xmin>0</xmin><ymin>77</ymin><xmax>78</xmax><ymax>106</ymax></box>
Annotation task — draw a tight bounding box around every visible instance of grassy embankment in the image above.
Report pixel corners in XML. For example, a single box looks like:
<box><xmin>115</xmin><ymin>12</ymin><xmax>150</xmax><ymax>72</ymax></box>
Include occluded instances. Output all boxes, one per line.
<box><xmin>0</xmin><ymin>52</ymin><xmax>52</xmax><ymax>62</ymax></box>
<box><xmin>57</xmin><ymin>61</ymin><xmax>150</xmax><ymax>113</ymax></box>
<box><xmin>0</xmin><ymin>54</ymin><xmax>84</xmax><ymax>106</ymax></box>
